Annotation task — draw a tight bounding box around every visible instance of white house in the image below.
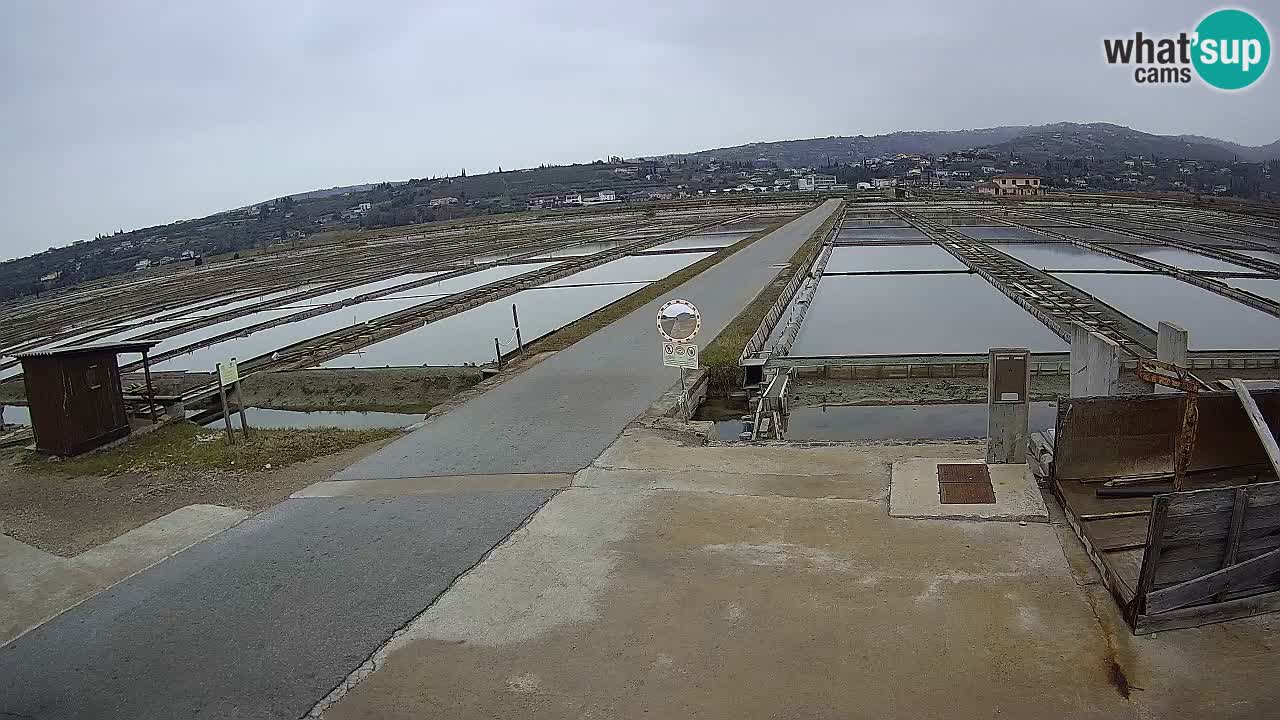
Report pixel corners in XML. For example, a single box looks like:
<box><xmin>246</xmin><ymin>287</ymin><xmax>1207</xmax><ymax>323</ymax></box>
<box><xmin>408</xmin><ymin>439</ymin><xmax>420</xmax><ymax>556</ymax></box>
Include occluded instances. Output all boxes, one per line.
<box><xmin>796</xmin><ymin>173</ymin><xmax>837</xmax><ymax>191</ymax></box>
<box><xmin>979</xmin><ymin>174</ymin><xmax>1044</xmax><ymax>197</ymax></box>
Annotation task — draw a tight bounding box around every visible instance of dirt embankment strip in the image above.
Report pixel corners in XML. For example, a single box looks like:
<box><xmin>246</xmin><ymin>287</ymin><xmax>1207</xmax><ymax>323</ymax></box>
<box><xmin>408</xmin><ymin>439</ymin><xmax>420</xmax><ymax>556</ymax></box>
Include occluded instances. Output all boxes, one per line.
<box><xmin>699</xmin><ymin>201</ymin><xmax>843</xmax><ymax>370</ymax></box>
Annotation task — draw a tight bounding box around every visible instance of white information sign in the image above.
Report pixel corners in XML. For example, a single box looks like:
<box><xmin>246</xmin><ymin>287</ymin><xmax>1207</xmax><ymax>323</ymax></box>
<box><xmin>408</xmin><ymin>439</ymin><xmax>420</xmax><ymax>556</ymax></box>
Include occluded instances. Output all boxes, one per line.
<box><xmin>217</xmin><ymin>357</ymin><xmax>240</xmax><ymax>387</ymax></box>
<box><xmin>662</xmin><ymin>341</ymin><xmax>699</xmax><ymax>369</ymax></box>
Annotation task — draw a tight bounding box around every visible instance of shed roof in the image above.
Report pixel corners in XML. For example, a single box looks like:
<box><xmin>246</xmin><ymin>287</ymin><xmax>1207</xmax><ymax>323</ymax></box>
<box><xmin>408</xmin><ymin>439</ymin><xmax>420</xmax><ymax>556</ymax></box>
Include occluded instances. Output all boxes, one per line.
<box><xmin>14</xmin><ymin>340</ymin><xmax>161</xmax><ymax>360</ymax></box>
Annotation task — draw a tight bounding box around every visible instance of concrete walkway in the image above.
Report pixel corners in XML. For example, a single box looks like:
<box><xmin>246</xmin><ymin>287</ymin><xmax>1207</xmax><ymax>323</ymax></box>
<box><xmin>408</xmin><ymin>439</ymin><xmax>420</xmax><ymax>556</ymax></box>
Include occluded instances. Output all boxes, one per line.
<box><xmin>333</xmin><ymin>199</ymin><xmax>840</xmax><ymax>479</ymax></box>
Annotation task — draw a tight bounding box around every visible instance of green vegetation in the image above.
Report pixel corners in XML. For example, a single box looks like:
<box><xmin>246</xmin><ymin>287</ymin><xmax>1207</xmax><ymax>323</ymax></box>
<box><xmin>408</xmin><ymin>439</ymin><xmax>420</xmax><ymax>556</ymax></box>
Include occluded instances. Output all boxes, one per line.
<box><xmin>700</xmin><ymin>203</ymin><xmax>843</xmax><ymax>370</ymax></box>
<box><xmin>19</xmin><ymin>421</ymin><xmax>399</xmax><ymax>476</ymax></box>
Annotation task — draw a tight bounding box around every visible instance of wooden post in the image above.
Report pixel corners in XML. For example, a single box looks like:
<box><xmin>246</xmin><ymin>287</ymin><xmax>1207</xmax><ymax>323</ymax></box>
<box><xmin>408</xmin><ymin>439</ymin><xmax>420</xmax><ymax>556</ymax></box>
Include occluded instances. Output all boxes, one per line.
<box><xmin>1231</xmin><ymin>378</ymin><xmax>1280</xmax><ymax>480</ymax></box>
<box><xmin>512</xmin><ymin>304</ymin><xmax>523</xmax><ymax>355</ymax></box>
<box><xmin>233</xmin><ymin>379</ymin><xmax>250</xmax><ymax>440</ymax></box>
<box><xmin>1217</xmin><ymin>487</ymin><xmax>1249</xmax><ymax>602</ymax></box>
<box><xmin>216</xmin><ymin>362</ymin><xmax>234</xmax><ymax>445</ymax></box>
<box><xmin>494</xmin><ymin>337</ymin><xmax>502</xmax><ymax>369</ymax></box>
<box><xmin>141</xmin><ymin>348</ymin><xmax>158</xmax><ymax>424</ymax></box>
<box><xmin>1130</xmin><ymin>495</ymin><xmax>1169</xmax><ymax>623</ymax></box>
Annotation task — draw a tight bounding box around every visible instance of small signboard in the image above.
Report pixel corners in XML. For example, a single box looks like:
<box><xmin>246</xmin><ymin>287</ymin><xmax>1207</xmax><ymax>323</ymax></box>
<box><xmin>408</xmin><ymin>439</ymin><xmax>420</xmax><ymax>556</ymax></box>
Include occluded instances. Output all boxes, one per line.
<box><xmin>217</xmin><ymin>357</ymin><xmax>240</xmax><ymax>388</ymax></box>
<box><xmin>662</xmin><ymin>341</ymin><xmax>699</xmax><ymax>369</ymax></box>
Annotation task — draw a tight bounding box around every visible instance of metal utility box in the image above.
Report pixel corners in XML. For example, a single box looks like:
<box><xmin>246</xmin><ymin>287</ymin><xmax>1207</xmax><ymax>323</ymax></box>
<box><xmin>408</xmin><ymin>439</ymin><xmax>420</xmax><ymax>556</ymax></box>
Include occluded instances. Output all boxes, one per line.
<box><xmin>987</xmin><ymin>347</ymin><xmax>1030</xmax><ymax>464</ymax></box>
<box><xmin>15</xmin><ymin>341</ymin><xmax>159</xmax><ymax>456</ymax></box>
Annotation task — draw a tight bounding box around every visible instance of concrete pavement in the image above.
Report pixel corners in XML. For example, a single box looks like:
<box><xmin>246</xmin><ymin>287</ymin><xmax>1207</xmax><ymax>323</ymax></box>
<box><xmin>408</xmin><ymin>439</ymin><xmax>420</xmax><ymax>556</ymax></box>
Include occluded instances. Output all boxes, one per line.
<box><xmin>319</xmin><ymin>429</ymin><xmax>1280</xmax><ymax>720</ymax></box>
<box><xmin>0</xmin><ymin>491</ymin><xmax>553</xmax><ymax>720</ymax></box>
<box><xmin>333</xmin><ymin>199</ymin><xmax>840</xmax><ymax>479</ymax></box>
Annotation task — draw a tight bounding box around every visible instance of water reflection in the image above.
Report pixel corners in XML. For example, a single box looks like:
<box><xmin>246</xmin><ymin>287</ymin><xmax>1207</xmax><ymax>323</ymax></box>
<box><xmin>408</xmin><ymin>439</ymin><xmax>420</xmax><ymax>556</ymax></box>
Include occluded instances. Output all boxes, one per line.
<box><xmin>825</xmin><ymin>244</ymin><xmax>965</xmax><ymax>273</ymax></box>
<box><xmin>1055</xmin><ymin>272</ymin><xmax>1280</xmax><ymax>350</ymax></box>
<box><xmin>791</xmin><ymin>275</ymin><xmax>1065</xmax><ymax>356</ymax></box>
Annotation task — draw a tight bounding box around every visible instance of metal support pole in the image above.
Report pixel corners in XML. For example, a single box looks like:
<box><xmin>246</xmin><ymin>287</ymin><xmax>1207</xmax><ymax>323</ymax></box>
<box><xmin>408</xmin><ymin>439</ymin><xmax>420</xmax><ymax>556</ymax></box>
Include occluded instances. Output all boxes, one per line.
<box><xmin>233</xmin><ymin>379</ymin><xmax>250</xmax><ymax>440</ymax></box>
<box><xmin>679</xmin><ymin>368</ymin><xmax>688</xmax><ymax>419</ymax></box>
<box><xmin>513</xmin><ymin>303</ymin><xmax>523</xmax><ymax>355</ymax></box>
<box><xmin>141</xmin><ymin>349</ymin><xmax>158</xmax><ymax>424</ymax></box>
<box><xmin>494</xmin><ymin>337</ymin><xmax>502</xmax><ymax>369</ymax></box>
<box><xmin>216</xmin><ymin>363</ymin><xmax>234</xmax><ymax>445</ymax></box>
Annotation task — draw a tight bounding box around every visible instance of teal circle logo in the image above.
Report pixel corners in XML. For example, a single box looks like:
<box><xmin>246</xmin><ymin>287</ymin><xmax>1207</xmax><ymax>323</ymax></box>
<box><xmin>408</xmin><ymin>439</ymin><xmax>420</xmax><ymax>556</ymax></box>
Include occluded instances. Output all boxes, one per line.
<box><xmin>1193</xmin><ymin>9</ymin><xmax>1270</xmax><ymax>90</ymax></box>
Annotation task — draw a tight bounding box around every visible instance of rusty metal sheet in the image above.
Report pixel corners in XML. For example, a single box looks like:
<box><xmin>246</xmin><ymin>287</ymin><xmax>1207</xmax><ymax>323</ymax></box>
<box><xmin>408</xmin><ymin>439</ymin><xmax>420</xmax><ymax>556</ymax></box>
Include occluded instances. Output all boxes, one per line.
<box><xmin>1137</xmin><ymin>358</ymin><xmax>1209</xmax><ymax>393</ymax></box>
<box><xmin>938</xmin><ymin>463</ymin><xmax>996</xmax><ymax>504</ymax></box>
<box><xmin>940</xmin><ymin>481</ymin><xmax>997</xmax><ymax>504</ymax></box>
<box><xmin>938</xmin><ymin>463</ymin><xmax>991</xmax><ymax>485</ymax></box>
<box><xmin>1054</xmin><ymin>390</ymin><xmax>1280</xmax><ymax>482</ymax></box>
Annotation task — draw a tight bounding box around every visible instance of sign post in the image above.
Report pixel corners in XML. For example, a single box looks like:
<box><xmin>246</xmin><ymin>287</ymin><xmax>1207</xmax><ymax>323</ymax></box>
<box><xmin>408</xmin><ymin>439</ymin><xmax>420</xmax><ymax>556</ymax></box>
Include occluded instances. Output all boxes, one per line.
<box><xmin>657</xmin><ymin>298</ymin><xmax>702</xmax><ymax>418</ymax></box>
<box><xmin>215</xmin><ymin>362</ymin><xmax>235</xmax><ymax>444</ymax></box>
<box><xmin>216</xmin><ymin>358</ymin><xmax>250</xmax><ymax>443</ymax></box>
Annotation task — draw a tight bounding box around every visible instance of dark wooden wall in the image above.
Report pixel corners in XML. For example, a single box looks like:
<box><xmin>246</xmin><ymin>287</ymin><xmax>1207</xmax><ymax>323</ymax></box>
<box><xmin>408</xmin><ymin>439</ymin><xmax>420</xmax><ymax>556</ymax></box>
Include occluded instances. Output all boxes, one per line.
<box><xmin>21</xmin><ymin>351</ymin><xmax>129</xmax><ymax>455</ymax></box>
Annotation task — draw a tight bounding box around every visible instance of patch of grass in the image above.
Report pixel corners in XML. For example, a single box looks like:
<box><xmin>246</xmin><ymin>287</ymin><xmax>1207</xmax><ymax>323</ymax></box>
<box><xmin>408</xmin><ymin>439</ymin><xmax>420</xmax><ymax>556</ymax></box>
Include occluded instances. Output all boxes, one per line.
<box><xmin>19</xmin><ymin>421</ymin><xmax>399</xmax><ymax>477</ymax></box>
<box><xmin>700</xmin><ymin>202</ymin><xmax>844</xmax><ymax>369</ymax></box>
<box><xmin>526</xmin><ymin>217</ymin><xmax>795</xmax><ymax>354</ymax></box>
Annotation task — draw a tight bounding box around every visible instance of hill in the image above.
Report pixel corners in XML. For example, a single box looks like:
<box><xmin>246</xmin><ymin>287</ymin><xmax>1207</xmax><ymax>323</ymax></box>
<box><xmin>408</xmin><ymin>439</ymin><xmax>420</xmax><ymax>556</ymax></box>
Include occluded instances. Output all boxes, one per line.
<box><xmin>662</xmin><ymin>122</ymin><xmax>1280</xmax><ymax>166</ymax></box>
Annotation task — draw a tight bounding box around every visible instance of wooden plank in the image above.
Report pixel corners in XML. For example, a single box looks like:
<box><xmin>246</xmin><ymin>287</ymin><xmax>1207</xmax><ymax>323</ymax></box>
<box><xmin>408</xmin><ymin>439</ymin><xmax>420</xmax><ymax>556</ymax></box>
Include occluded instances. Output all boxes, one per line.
<box><xmin>1162</xmin><ymin>504</ymin><xmax>1280</xmax><ymax>543</ymax></box>
<box><xmin>1136</xmin><ymin>588</ymin><xmax>1280</xmax><ymax>634</ymax></box>
<box><xmin>1165</xmin><ymin>479</ymin><xmax>1280</xmax><ymax>517</ymax></box>
<box><xmin>1051</xmin><ymin>477</ymin><xmax>1139</xmax><ymax>607</ymax></box>
<box><xmin>1232</xmin><ymin>378</ymin><xmax>1280</xmax><ymax>481</ymax></box>
<box><xmin>1104</xmin><ymin>548</ymin><xmax>1144</xmax><ymax>598</ymax></box>
<box><xmin>1159</xmin><ymin>529</ymin><xmax>1280</xmax><ymax>564</ymax></box>
<box><xmin>1217</xmin><ymin>487</ymin><xmax>1250</xmax><ymax>601</ymax></box>
<box><xmin>1155</xmin><ymin>542</ymin><xmax>1280</xmax><ymax>587</ymax></box>
<box><xmin>1082</xmin><ymin>515</ymin><xmax>1150</xmax><ymax>552</ymax></box>
<box><xmin>1130</xmin><ymin>495</ymin><xmax>1169</xmax><ymax>622</ymax></box>
<box><xmin>1146</xmin><ymin>546</ymin><xmax>1280</xmax><ymax>613</ymax></box>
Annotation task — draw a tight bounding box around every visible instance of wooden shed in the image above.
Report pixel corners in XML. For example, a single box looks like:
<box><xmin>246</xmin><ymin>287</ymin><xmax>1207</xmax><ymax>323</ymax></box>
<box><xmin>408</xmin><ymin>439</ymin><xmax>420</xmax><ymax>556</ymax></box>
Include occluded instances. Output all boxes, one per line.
<box><xmin>14</xmin><ymin>341</ymin><xmax>160</xmax><ymax>456</ymax></box>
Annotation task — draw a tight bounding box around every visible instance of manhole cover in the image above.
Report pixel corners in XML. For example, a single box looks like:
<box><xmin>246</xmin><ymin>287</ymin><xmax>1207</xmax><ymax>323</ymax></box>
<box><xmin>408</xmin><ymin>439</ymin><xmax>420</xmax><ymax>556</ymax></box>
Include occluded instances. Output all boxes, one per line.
<box><xmin>938</xmin><ymin>463</ymin><xmax>990</xmax><ymax>485</ymax></box>
<box><xmin>939</xmin><ymin>482</ymin><xmax>997</xmax><ymax>504</ymax></box>
<box><xmin>938</xmin><ymin>463</ymin><xmax>996</xmax><ymax>504</ymax></box>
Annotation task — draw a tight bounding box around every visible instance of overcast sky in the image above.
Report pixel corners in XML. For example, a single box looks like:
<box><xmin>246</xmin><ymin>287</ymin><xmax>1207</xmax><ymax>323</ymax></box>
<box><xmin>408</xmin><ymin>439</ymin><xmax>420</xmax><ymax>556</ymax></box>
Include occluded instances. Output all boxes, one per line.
<box><xmin>2</xmin><ymin>0</ymin><xmax>1277</xmax><ymax>259</ymax></box>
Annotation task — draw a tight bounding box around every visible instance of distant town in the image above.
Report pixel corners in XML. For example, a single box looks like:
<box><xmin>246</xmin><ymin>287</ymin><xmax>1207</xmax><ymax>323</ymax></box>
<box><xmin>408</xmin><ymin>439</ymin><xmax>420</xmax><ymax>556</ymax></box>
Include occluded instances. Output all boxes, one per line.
<box><xmin>3</xmin><ymin>122</ymin><xmax>1277</xmax><ymax>301</ymax></box>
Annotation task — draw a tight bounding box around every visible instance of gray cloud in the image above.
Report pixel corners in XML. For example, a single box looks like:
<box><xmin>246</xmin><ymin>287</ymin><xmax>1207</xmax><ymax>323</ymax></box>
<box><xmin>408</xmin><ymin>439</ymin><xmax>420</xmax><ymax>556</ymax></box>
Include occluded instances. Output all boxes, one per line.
<box><xmin>2</xmin><ymin>0</ymin><xmax>1277</xmax><ymax>258</ymax></box>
